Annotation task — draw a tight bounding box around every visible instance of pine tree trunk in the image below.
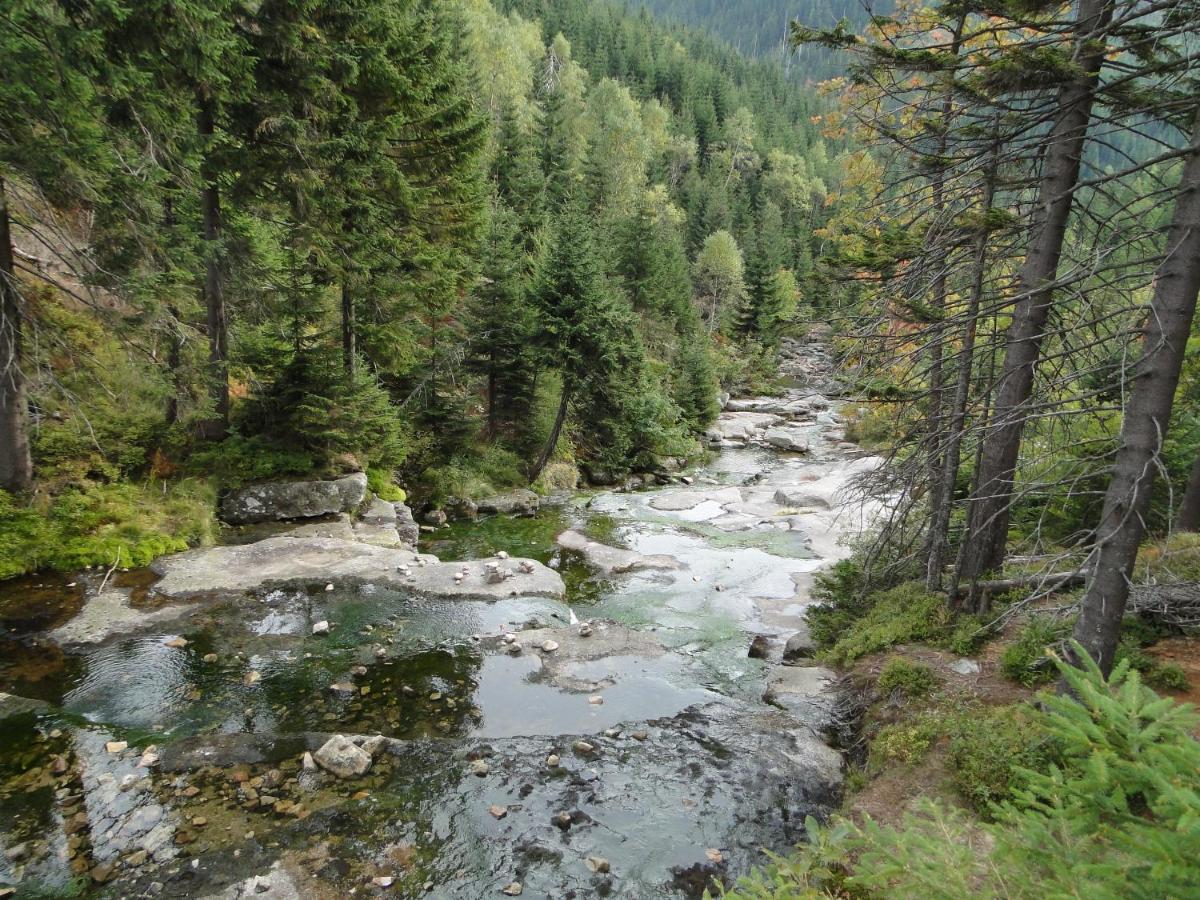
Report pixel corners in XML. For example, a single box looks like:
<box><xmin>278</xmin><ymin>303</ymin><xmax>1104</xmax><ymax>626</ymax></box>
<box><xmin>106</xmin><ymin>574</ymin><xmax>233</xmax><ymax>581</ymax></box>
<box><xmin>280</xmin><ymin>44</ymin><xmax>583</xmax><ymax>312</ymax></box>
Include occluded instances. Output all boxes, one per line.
<box><xmin>1177</xmin><ymin>452</ymin><xmax>1200</xmax><ymax>532</ymax></box>
<box><xmin>1070</xmin><ymin>108</ymin><xmax>1200</xmax><ymax>675</ymax></box>
<box><xmin>163</xmin><ymin>198</ymin><xmax>183</xmax><ymax>426</ymax></box>
<box><xmin>956</xmin><ymin>0</ymin><xmax>1114</xmax><ymax>611</ymax></box>
<box><xmin>0</xmin><ymin>176</ymin><xmax>33</xmax><ymax>494</ymax></box>
<box><xmin>935</xmin><ymin>129</ymin><xmax>1000</xmax><ymax>601</ymax></box>
<box><xmin>486</xmin><ymin>347</ymin><xmax>498</xmax><ymax>439</ymax></box>
<box><xmin>166</xmin><ymin>303</ymin><xmax>183</xmax><ymax>425</ymax></box>
<box><xmin>197</xmin><ymin>94</ymin><xmax>229</xmax><ymax>440</ymax></box>
<box><xmin>921</xmin><ymin>16</ymin><xmax>965</xmax><ymax>591</ymax></box>
<box><xmin>341</xmin><ymin>283</ymin><xmax>356</xmax><ymax>378</ymax></box>
<box><xmin>530</xmin><ymin>382</ymin><xmax>570</xmax><ymax>483</ymax></box>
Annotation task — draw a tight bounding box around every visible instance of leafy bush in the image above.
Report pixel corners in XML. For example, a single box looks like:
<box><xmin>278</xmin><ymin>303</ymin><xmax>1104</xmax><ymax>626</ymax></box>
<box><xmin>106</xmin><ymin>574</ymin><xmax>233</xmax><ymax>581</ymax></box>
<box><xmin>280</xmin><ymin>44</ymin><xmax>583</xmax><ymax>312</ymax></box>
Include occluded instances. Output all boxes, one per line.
<box><xmin>945</xmin><ymin>613</ymin><xmax>992</xmax><ymax>657</ymax></box>
<box><xmin>718</xmin><ymin>646</ymin><xmax>1200</xmax><ymax>899</ymax></box>
<box><xmin>1146</xmin><ymin>662</ymin><xmax>1189</xmax><ymax>691</ymax></box>
<box><xmin>946</xmin><ymin>706</ymin><xmax>1054</xmax><ymax>813</ymax></box>
<box><xmin>999</xmin><ymin>617</ymin><xmax>1071</xmax><ymax>686</ymax></box>
<box><xmin>822</xmin><ymin>582</ymin><xmax>953</xmax><ymax>666</ymax></box>
<box><xmin>419</xmin><ymin>445</ymin><xmax>529</xmax><ymax>506</ymax></box>
<box><xmin>807</xmin><ymin>558</ymin><xmax>874</xmax><ymax>649</ymax></box>
<box><xmin>868</xmin><ymin>722</ymin><xmax>937</xmax><ymax>770</ymax></box>
<box><xmin>876</xmin><ymin>658</ymin><xmax>938</xmax><ymax>699</ymax></box>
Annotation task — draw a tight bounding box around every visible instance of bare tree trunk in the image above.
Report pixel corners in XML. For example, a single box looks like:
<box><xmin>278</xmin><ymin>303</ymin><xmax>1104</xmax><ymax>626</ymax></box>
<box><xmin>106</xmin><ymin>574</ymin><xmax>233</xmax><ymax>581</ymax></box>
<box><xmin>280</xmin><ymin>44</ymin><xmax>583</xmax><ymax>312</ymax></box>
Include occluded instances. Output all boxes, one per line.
<box><xmin>530</xmin><ymin>382</ymin><xmax>570</xmax><ymax>483</ymax></box>
<box><xmin>197</xmin><ymin>94</ymin><xmax>229</xmax><ymax>440</ymax></box>
<box><xmin>1177</xmin><ymin>452</ymin><xmax>1200</xmax><ymax>532</ymax></box>
<box><xmin>937</xmin><ymin>136</ymin><xmax>1000</xmax><ymax>602</ymax></box>
<box><xmin>1071</xmin><ymin>108</ymin><xmax>1200</xmax><ymax>675</ymax></box>
<box><xmin>341</xmin><ymin>283</ymin><xmax>356</xmax><ymax>378</ymax></box>
<box><xmin>922</xmin><ymin>17</ymin><xmax>965</xmax><ymax>591</ymax></box>
<box><xmin>0</xmin><ymin>176</ymin><xmax>33</xmax><ymax>494</ymax></box>
<box><xmin>956</xmin><ymin>0</ymin><xmax>1115</xmax><ymax>612</ymax></box>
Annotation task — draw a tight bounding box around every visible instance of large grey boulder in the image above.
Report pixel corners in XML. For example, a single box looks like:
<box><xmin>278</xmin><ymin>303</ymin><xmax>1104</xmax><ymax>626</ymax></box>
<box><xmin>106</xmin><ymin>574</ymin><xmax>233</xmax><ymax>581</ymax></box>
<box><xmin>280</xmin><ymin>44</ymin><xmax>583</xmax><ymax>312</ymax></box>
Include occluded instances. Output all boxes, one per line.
<box><xmin>220</xmin><ymin>473</ymin><xmax>368</xmax><ymax>525</ymax></box>
<box><xmin>783</xmin><ymin>629</ymin><xmax>816</xmax><ymax>663</ymax></box>
<box><xmin>773</xmin><ymin>487</ymin><xmax>832</xmax><ymax>510</ymax></box>
<box><xmin>476</xmin><ymin>489</ymin><xmax>540</xmax><ymax>517</ymax></box>
<box><xmin>764</xmin><ymin>429</ymin><xmax>811</xmax><ymax>453</ymax></box>
<box><xmin>393</xmin><ymin>503</ymin><xmax>420</xmax><ymax>546</ymax></box>
<box><xmin>313</xmin><ymin>734</ymin><xmax>372</xmax><ymax>778</ymax></box>
<box><xmin>359</xmin><ymin>497</ymin><xmax>397</xmax><ymax>525</ymax></box>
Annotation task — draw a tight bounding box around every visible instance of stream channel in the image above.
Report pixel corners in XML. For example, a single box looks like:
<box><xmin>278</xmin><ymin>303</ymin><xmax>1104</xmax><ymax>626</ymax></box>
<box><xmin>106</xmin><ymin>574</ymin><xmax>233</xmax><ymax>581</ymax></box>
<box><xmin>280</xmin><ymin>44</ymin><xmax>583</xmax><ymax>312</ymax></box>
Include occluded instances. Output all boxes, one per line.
<box><xmin>0</xmin><ymin>344</ymin><xmax>884</xmax><ymax>899</ymax></box>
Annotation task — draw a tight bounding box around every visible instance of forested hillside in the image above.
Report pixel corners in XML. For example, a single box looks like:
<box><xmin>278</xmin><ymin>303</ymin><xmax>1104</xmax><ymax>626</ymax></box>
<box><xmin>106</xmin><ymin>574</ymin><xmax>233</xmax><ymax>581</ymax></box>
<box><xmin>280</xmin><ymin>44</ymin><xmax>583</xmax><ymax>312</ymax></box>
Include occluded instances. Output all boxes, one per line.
<box><xmin>0</xmin><ymin>0</ymin><xmax>841</xmax><ymax>574</ymax></box>
<box><xmin>636</xmin><ymin>0</ymin><xmax>892</xmax><ymax>80</ymax></box>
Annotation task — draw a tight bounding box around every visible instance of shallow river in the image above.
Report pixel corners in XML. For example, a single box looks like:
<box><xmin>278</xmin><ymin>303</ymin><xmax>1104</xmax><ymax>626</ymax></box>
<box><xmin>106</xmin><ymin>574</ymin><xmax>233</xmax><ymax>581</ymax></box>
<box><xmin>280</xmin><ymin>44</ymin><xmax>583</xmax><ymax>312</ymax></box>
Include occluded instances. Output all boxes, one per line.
<box><xmin>0</xmin><ymin>382</ymin><xmax>879</xmax><ymax>898</ymax></box>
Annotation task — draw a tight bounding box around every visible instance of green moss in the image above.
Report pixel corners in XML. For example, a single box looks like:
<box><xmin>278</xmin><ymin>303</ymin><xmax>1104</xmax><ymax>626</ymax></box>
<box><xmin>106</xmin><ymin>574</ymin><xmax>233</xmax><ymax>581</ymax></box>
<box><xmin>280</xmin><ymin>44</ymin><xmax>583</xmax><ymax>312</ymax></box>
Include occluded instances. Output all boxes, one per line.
<box><xmin>876</xmin><ymin>657</ymin><xmax>938</xmax><ymax>698</ymax></box>
<box><xmin>367</xmin><ymin>468</ymin><xmax>407</xmax><ymax>503</ymax></box>
<box><xmin>0</xmin><ymin>480</ymin><xmax>217</xmax><ymax>578</ymax></box>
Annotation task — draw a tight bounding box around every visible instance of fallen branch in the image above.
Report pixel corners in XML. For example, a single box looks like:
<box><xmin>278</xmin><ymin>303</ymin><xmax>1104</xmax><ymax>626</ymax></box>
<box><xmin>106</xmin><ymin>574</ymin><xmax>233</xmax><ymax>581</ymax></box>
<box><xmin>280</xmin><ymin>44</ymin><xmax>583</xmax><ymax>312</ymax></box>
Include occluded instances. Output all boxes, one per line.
<box><xmin>950</xmin><ymin>571</ymin><xmax>1088</xmax><ymax>598</ymax></box>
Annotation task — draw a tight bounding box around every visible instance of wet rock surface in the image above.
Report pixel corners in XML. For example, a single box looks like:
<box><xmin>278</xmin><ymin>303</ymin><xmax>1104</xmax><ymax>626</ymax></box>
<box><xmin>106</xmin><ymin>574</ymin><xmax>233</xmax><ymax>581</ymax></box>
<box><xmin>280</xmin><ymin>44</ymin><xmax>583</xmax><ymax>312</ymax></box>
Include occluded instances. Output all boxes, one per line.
<box><xmin>150</xmin><ymin>536</ymin><xmax>564</xmax><ymax>601</ymax></box>
<box><xmin>556</xmin><ymin>529</ymin><xmax>683</xmax><ymax>575</ymax></box>
<box><xmin>0</xmin><ymin>341</ymin><xmax>880</xmax><ymax>898</ymax></box>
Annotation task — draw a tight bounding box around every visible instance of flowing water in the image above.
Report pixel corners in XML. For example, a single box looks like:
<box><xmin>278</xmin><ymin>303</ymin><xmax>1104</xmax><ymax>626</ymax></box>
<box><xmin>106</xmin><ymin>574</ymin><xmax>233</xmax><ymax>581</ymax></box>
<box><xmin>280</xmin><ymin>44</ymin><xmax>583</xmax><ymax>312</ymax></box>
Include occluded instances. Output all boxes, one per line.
<box><xmin>0</xmin><ymin>359</ymin><xmax>881</xmax><ymax>898</ymax></box>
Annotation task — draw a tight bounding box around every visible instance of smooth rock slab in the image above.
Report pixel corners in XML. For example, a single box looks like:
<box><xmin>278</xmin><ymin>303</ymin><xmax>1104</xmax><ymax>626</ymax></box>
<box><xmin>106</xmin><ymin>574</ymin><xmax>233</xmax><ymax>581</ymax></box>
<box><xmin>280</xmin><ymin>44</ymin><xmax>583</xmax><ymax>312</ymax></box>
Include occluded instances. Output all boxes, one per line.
<box><xmin>220</xmin><ymin>473</ymin><xmax>368</xmax><ymax>525</ymax></box>
<box><xmin>555</xmin><ymin>530</ymin><xmax>682</xmax><ymax>575</ymax></box>
<box><xmin>763</xmin><ymin>665</ymin><xmax>839</xmax><ymax>734</ymax></box>
<box><xmin>49</xmin><ymin>589</ymin><xmax>197</xmax><ymax>645</ymax></box>
<box><xmin>150</xmin><ymin>536</ymin><xmax>565</xmax><ymax>601</ymax></box>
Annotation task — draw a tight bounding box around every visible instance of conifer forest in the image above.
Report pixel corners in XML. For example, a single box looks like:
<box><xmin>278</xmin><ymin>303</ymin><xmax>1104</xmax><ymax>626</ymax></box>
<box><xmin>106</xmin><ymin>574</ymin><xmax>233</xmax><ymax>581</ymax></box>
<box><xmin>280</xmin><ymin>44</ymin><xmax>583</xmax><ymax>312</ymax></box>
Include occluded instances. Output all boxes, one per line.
<box><xmin>1</xmin><ymin>1</ymin><xmax>1198</xmax><ymax>897</ymax></box>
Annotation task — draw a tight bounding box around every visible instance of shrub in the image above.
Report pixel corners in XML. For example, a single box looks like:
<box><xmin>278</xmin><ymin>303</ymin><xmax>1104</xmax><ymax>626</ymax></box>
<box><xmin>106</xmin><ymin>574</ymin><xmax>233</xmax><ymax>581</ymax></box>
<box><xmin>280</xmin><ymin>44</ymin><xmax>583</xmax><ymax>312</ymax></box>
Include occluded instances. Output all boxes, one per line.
<box><xmin>946</xmin><ymin>706</ymin><xmax>1055</xmax><ymax>813</ymax></box>
<box><xmin>868</xmin><ymin>722</ymin><xmax>937</xmax><ymax>770</ymax></box>
<box><xmin>823</xmin><ymin>582</ymin><xmax>953</xmax><ymax>666</ymax></box>
<box><xmin>1146</xmin><ymin>662</ymin><xmax>1189</xmax><ymax>692</ymax></box>
<box><xmin>876</xmin><ymin>658</ymin><xmax>938</xmax><ymax>699</ymax></box>
<box><xmin>945</xmin><ymin>614</ymin><xmax>992</xmax><ymax>657</ymax></box>
<box><xmin>185</xmin><ymin>435</ymin><xmax>316</xmax><ymax>488</ymax></box>
<box><xmin>807</xmin><ymin>558</ymin><xmax>874</xmax><ymax>650</ymax></box>
<box><xmin>999</xmin><ymin>617</ymin><xmax>1071</xmax><ymax>686</ymax></box>
<box><xmin>1114</xmin><ymin>638</ymin><xmax>1191</xmax><ymax>692</ymax></box>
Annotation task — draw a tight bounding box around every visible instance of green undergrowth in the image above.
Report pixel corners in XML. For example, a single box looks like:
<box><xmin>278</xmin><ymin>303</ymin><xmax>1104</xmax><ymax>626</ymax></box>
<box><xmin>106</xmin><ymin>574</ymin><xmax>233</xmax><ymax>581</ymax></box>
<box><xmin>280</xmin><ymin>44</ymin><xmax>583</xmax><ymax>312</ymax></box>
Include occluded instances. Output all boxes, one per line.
<box><xmin>716</xmin><ymin>647</ymin><xmax>1200</xmax><ymax>899</ymax></box>
<box><xmin>809</xmin><ymin>563</ymin><xmax>993</xmax><ymax>666</ymax></box>
<box><xmin>1001</xmin><ymin>614</ymin><xmax>1189</xmax><ymax>691</ymax></box>
<box><xmin>861</xmin><ymin>683</ymin><xmax>1054</xmax><ymax>816</ymax></box>
<box><xmin>0</xmin><ymin>480</ymin><xmax>217</xmax><ymax>579</ymax></box>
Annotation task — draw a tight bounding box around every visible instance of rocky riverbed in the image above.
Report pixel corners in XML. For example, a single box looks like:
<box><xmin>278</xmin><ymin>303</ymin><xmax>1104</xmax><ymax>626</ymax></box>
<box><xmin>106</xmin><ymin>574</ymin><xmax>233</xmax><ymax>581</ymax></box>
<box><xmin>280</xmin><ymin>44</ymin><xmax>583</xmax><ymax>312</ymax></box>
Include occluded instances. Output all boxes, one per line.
<box><xmin>0</xmin><ymin>339</ymin><xmax>884</xmax><ymax>898</ymax></box>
